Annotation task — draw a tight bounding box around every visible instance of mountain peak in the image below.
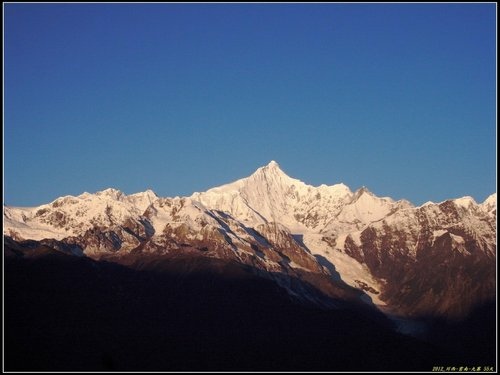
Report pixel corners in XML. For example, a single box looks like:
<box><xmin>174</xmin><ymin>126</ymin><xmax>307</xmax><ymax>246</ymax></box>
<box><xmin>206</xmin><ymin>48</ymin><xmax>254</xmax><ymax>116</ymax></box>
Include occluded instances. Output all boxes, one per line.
<box><xmin>257</xmin><ymin>160</ymin><xmax>283</xmax><ymax>173</ymax></box>
<box><xmin>130</xmin><ymin>189</ymin><xmax>158</xmax><ymax>198</ymax></box>
<box><xmin>96</xmin><ymin>188</ymin><xmax>125</xmax><ymax>200</ymax></box>
<box><xmin>251</xmin><ymin>160</ymin><xmax>296</xmax><ymax>183</ymax></box>
<box><xmin>353</xmin><ymin>186</ymin><xmax>372</xmax><ymax>198</ymax></box>
<box><xmin>452</xmin><ymin>196</ymin><xmax>477</xmax><ymax>209</ymax></box>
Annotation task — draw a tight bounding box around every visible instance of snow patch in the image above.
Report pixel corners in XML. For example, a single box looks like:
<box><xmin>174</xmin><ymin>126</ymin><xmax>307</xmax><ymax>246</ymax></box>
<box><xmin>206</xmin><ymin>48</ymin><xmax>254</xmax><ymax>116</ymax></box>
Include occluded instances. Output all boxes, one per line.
<box><xmin>301</xmin><ymin>233</ymin><xmax>385</xmax><ymax>306</ymax></box>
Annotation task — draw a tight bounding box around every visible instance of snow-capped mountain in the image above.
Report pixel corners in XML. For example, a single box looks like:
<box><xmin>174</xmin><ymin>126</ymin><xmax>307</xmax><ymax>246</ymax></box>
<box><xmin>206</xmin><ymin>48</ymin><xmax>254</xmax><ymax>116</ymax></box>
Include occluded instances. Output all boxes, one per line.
<box><xmin>3</xmin><ymin>161</ymin><xmax>496</xmax><ymax>319</ymax></box>
<box><xmin>191</xmin><ymin>160</ymin><xmax>354</xmax><ymax>231</ymax></box>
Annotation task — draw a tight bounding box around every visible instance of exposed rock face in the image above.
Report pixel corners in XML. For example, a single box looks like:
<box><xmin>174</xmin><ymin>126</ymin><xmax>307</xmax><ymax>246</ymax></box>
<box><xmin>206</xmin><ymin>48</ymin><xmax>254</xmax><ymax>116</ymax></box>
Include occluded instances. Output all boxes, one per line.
<box><xmin>3</xmin><ymin>161</ymin><xmax>496</xmax><ymax>320</ymax></box>
<box><xmin>341</xmin><ymin>198</ymin><xmax>496</xmax><ymax>318</ymax></box>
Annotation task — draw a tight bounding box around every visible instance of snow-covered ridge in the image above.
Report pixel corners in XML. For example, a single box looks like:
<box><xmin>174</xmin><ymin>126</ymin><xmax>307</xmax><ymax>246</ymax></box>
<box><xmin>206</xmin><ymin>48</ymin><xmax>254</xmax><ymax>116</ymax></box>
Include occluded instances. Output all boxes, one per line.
<box><xmin>3</xmin><ymin>161</ymin><xmax>496</xmax><ymax>315</ymax></box>
<box><xmin>4</xmin><ymin>161</ymin><xmax>494</xmax><ymax>244</ymax></box>
<box><xmin>4</xmin><ymin>188</ymin><xmax>160</xmax><ymax>241</ymax></box>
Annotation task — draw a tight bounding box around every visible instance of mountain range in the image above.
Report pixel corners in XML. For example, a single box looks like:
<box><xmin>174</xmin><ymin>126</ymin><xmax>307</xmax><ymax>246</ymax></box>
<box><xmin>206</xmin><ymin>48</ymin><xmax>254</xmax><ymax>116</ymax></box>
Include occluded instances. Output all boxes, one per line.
<box><xmin>4</xmin><ymin>161</ymin><xmax>497</xmax><ymax>371</ymax></box>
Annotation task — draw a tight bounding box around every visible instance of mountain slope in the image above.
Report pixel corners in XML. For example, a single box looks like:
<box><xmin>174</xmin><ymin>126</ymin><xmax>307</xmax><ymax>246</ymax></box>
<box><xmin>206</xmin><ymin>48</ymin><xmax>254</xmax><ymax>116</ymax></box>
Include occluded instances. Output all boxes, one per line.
<box><xmin>7</xmin><ymin>241</ymin><xmax>464</xmax><ymax>372</ymax></box>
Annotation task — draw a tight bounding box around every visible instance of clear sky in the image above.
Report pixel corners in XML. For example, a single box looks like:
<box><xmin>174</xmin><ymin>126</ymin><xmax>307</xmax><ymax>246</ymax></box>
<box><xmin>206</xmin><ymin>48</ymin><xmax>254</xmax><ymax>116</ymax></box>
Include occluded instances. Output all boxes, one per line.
<box><xmin>4</xmin><ymin>3</ymin><xmax>497</xmax><ymax>207</ymax></box>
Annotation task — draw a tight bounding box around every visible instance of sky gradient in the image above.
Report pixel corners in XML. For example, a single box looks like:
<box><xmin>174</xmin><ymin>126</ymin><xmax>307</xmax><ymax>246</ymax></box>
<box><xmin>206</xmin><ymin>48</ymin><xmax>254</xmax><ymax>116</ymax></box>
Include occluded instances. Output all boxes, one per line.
<box><xmin>4</xmin><ymin>3</ymin><xmax>497</xmax><ymax>207</ymax></box>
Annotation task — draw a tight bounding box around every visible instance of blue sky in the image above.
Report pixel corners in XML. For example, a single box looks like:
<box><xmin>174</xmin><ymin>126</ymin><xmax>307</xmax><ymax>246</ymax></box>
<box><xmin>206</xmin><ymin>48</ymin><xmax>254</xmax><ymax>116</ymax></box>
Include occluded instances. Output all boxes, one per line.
<box><xmin>4</xmin><ymin>3</ymin><xmax>496</xmax><ymax>206</ymax></box>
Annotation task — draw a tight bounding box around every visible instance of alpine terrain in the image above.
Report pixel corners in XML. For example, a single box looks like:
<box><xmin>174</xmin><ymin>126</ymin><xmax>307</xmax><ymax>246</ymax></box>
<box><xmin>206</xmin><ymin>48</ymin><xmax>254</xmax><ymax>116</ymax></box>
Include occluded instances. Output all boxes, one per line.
<box><xmin>4</xmin><ymin>161</ymin><xmax>496</xmax><ymax>371</ymax></box>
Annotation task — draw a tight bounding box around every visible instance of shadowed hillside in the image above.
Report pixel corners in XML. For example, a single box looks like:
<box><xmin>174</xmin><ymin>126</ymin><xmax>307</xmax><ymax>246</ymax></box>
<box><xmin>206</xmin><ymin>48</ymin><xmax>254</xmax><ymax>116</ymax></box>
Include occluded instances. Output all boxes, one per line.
<box><xmin>6</xmin><ymin>242</ymin><xmax>493</xmax><ymax>372</ymax></box>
